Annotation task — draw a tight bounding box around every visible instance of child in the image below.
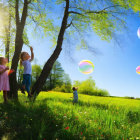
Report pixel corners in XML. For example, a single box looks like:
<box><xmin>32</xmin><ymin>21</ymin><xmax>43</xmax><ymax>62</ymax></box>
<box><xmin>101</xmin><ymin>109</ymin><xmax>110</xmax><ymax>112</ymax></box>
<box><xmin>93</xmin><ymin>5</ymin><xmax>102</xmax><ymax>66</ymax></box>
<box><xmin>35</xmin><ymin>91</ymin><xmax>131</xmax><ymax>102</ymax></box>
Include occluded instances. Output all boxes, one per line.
<box><xmin>20</xmin><ymin>47</ymin><xmax>34</xmax><ymax>98</ymax></box>
<box><xmin>72</xmin><ymin>87</ymin><xmax>78</xmax><ymax>104</ymax></box>
<box><xmin>0</xmin><ymin>57</ymin><xmax>10</xmax><ymax>103</ymax></box>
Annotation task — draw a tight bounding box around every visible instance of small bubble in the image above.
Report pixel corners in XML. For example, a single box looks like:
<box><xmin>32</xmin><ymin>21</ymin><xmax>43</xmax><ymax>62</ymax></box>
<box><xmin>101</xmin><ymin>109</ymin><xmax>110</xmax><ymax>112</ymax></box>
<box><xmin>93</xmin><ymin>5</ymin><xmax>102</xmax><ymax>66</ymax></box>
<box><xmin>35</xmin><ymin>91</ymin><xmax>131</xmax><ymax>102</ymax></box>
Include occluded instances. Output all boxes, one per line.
<box><xmin>137</xmin><ymin>27</ymin><xmax>140</xmax><ymax>39</ymax></box>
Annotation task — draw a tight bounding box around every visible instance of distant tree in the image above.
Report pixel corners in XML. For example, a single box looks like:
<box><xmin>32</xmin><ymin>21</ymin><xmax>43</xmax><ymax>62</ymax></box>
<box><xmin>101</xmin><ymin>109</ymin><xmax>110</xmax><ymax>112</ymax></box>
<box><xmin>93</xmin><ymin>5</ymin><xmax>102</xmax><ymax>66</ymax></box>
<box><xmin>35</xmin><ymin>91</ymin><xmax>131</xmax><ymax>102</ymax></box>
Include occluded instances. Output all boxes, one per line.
<box><xmin>77</xmin><ymin>77</ymin><xmax>96</xmax><ymax>94</ymax></box>
<box><xmin>54</xmin><ymin>73</ymin><xmax>72</xmax><ymax>93</ymax></box>
<box><xmin>73</xmin><ymin>80</ymin><xmax>81</xmax><ymax>88</ymax></box>
<box><xmin>32</xmin><ymin>64</ymin><xmax>42</xmax><ymax>85</ymax></box>
<box><xmin>73</xmin><ymin>77</ymin><xmax>110</xmax><ymax>96</ymax></box>
<box><xmin>62</xmin><ymin>73</ymin><xmax>72</xmax><ymax>92</ymax></box>
<box><xmin>48</xmin><ymin>61</ymin><xmax>64</xmax><ymax>90</ymax></box>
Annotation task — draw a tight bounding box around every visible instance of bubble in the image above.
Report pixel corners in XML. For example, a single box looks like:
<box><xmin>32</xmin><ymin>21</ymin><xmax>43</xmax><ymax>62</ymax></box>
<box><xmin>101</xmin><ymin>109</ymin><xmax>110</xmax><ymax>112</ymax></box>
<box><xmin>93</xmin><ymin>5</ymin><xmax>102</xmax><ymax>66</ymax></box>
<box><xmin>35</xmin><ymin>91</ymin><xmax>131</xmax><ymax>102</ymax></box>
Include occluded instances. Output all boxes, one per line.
<box><xmin>78</xmin><ymin>60</ymin><xmax>94</xmax><ymax>74</ymax></box>
<box><xmin>137</xmin><ymin>27</ymin><xmax>140</xmax><ymax>39</ymax></box>
<box><xmin>136</xmin><ymin>66</ymin><xmax>140</xmax><ymax>75</ymax></box>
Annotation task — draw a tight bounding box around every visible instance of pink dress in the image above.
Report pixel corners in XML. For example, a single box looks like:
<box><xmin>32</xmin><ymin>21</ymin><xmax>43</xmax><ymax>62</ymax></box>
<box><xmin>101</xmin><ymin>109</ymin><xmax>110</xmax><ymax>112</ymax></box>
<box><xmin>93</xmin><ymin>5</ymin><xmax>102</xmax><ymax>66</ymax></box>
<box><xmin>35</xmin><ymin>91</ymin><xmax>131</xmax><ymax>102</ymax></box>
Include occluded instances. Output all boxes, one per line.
<box><xmin>0</xmin><ymin>65</ymin><xmax>10</xmax><ymax>91</ymax></box>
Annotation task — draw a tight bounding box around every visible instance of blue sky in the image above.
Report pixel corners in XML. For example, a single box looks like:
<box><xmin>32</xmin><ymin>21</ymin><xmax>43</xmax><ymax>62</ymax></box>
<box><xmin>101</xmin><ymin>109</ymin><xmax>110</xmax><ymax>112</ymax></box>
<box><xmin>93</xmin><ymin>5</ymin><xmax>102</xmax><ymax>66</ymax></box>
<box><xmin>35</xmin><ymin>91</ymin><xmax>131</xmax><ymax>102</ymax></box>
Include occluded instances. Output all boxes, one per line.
<box><xmin>22</xmin><ymin>8</ymin><xmax>140</xmax><ymax>97</ymax></box>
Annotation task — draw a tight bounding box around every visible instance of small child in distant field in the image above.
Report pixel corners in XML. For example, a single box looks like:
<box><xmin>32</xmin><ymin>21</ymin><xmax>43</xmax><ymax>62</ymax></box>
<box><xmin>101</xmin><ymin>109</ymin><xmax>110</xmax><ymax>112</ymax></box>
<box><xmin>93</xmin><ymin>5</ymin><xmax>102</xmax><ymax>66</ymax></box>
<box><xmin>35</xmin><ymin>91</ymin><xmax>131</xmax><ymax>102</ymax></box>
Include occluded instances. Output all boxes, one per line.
<box><xmin>20</xmin><ymin>47</ymin><xmax>34</xmax><ymax>98</ymax></box>
<box><xmin>72</xmin><ymin>87</ymin><xmax>78</xmax><ymax>104</ymax></box>
<box><xmin>0</xmin><ymin>57</ymin><xmax>14</xmax><ymax>103</ymax></box>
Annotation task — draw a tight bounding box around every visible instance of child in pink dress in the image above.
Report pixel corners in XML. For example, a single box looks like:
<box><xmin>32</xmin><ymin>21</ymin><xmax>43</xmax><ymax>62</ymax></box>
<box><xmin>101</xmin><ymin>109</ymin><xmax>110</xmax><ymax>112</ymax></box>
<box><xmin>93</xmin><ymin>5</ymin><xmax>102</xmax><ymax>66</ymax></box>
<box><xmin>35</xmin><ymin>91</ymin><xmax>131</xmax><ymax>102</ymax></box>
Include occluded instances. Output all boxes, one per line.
<box><xmin>0</xmin><ymin>57</ymin><xmax>11</xmax><ymax>103</ymax></box>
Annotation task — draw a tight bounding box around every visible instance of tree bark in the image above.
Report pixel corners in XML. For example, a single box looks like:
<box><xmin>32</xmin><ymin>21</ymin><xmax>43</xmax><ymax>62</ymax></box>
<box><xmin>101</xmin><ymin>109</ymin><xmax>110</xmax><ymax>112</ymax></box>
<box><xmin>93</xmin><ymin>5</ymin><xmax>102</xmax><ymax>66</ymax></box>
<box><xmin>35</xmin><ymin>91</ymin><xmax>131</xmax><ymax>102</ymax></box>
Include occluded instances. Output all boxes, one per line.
<box><xmin>31</xmin><ymin>0</ymin><xmax>70</xmax><ymax>98</ymax></box>
<box><xmin>9</xmin><ymin>0</ymin><xmax>28</xmax><ymax>99</ymax></box>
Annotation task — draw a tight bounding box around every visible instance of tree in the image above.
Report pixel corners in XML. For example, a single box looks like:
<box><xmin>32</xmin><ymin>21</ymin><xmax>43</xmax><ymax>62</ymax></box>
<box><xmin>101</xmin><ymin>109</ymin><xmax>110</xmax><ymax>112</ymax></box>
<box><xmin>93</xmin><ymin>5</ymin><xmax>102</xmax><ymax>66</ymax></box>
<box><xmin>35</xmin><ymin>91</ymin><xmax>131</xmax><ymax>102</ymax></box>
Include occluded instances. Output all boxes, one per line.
<box><xmin>6</xmin><ymin>0</ymin><xmax>55</xmax><ymax>99</ymax></box>
<box><xmin>8</xmin><ymin>0</ymin><xmax>30</xmax><ymax>99</ymax></box>
<box><xmin>7</xmin><ymin>0</ymin><xmax>49</xmax><ymax>98</ymax></box>
<box><xmin>73</xmin><ymin>77</ymin><xmax>109</xmax><ymax>96</ymax></box>
<box><xmin>31</xmin><ymin>62</ymin><xmax>71</xmax><ymax>92</ymax></box>
<box><xmin>31</xmin><ymin>0</ymin><xmax>140</xmax><ymax>99</ymax></box>
<box><xmin>32</xmin><ymin>64</ymin><xmax>42</xmax><ymax>84</ymax></box>
<box><xmin>47</xmin><ymin>61</ymin><xmax>64</xmax><ymax>90</ymax></box>
<box><xmin>62</xmin><ymin>73</ymin><xmax>72</xmax><ymax>93</ymax></box>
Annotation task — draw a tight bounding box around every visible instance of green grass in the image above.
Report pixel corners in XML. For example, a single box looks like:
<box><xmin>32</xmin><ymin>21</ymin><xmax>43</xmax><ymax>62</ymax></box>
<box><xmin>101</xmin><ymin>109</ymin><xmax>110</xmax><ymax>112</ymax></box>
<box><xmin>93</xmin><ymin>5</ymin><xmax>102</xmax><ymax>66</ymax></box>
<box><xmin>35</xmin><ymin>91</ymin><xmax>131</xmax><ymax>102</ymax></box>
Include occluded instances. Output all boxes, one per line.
<box><xmin>0</xmin><ymin>91</ymin><xmax>140</xmax><ymax>140</ymax></box>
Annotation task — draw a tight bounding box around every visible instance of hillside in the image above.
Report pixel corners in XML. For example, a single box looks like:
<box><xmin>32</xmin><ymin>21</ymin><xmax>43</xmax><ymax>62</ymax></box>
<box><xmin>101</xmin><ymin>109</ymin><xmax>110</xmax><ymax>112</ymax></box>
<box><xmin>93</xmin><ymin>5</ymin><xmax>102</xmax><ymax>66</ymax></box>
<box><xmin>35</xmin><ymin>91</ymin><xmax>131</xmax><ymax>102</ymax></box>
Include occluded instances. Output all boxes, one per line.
<box><xmin>0</xmin><ymin>92</ymin><xmax>140</xmax><ymax>140</ymax></box>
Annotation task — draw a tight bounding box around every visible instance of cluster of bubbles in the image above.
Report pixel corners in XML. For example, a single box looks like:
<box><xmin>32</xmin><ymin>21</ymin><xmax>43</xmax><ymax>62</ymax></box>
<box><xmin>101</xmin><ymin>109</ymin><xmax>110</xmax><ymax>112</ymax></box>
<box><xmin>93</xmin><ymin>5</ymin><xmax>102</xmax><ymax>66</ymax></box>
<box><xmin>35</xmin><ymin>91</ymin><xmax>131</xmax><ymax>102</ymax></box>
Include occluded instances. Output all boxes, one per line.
<box><xmin>78</xmin><ymin>60</ymin><xmax>94</xmax><ymax>74</ymax></box>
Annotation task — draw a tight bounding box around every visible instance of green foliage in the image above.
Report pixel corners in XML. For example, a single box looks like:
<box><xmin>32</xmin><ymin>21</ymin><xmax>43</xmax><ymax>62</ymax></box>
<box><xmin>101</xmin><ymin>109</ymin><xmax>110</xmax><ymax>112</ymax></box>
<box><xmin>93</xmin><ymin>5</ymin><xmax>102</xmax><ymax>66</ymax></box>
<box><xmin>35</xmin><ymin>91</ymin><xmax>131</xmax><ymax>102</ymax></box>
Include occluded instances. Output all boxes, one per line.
<box><xmin>64</xmin><ymin>0</ymin><xmax>140</xmax><ymax>49</ymax></box>
<box><xmin>23</xmin><ymin>30</ymin><xmax>29</xmax><ymax>46</ymax></box>
<box><xmin>54</xmin><ymin>83</ymin><xmax>72</xmax><ymax>93</ymax></box>
<box><xmin>1</xmin><ymin>0</ymin><xmax>140</xmax><ymax>62</ymax></box>
<box><xmin>73</xmin><ymin>77</ymin><xmax>110</xmax><ymax>96</ymax></box>
<box><xmin>49</xmin><ymin>63</ymin><xmax>72</xmax><ymax>92</ymax></box>
<box><xmin>54</xmin><ymin>73</ymin><xmax>72</xmax><ymax>93</ymax></box>
<box><xmin>127</xmin><ymin>111</ymin><xmax>140</xmax><ymax>123</ymax></box>
<box><xmin>111</xmin><ymin>0</ymin><xmax>140</xmax><ymax>13</ymax></box>
<box><xmin>46</xmin><ymin>61</ymin><xmax>65</xmax><ymax>90</ymax></box>
<box><xmin>32</xmin><ymin>64</ymin><xmax>42</xmax><ymax>83</ymax></box>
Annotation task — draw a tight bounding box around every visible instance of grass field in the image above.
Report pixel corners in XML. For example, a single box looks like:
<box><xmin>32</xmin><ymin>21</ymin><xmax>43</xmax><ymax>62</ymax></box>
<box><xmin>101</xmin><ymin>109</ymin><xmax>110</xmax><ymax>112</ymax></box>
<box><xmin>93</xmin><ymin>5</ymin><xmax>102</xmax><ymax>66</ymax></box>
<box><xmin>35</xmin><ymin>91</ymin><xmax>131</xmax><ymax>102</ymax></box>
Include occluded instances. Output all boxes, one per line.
<box><xmin>0</xmin><ymin>91</ymin><xmax>140</xmax><ymax>140</ymax></box>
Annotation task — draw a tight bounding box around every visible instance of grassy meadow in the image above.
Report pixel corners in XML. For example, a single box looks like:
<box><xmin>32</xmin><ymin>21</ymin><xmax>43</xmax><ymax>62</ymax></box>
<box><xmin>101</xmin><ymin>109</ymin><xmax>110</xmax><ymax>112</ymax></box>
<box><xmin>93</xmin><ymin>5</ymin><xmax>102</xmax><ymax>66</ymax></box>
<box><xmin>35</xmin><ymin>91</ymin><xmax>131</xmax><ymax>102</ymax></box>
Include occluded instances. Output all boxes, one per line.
<box><xmin>0</xmin><ymin>91</ymin><xmax>140</xmax><ymax>140</ymax></box>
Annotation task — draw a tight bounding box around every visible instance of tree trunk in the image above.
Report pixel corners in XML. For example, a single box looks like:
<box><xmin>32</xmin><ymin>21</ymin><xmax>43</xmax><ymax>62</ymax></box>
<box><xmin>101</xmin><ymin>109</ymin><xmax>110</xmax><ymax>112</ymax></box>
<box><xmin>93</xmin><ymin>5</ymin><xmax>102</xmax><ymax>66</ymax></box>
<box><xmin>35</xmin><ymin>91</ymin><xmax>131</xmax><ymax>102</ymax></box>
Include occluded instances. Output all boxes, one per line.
<box><xmin>9</xmin><ymin>35</ymin><xmax>24</xmax><ymax>98</ymax></box>
<box><xmin>9</xmin><ymin>0</ymin><xmax>28</xmax><ymax>99</ymax></box>
<box><xmin>49</xmin><ymin>74</ymin><xmax>52</xmax><ymax>90</ymax></box>
<box><xmin>31</xmin><ymin>0</ymin><xmax>70</xmax><ymax>98</ymax></box>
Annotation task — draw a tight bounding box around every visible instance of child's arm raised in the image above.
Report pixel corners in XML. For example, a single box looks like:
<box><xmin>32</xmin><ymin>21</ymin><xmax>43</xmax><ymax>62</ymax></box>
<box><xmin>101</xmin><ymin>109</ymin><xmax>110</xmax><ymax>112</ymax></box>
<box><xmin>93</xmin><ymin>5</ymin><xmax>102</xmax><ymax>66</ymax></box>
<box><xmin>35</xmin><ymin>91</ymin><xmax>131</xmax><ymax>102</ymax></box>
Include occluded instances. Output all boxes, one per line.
<box><xmin>30</xmin><ymin>46</ymin><xmax>34</xmax><ymax>62</ymax></box>
<box><xmin>0</xmin><ymin>67</ymin><xmax>9</xmax><ymax>75</ymax></box>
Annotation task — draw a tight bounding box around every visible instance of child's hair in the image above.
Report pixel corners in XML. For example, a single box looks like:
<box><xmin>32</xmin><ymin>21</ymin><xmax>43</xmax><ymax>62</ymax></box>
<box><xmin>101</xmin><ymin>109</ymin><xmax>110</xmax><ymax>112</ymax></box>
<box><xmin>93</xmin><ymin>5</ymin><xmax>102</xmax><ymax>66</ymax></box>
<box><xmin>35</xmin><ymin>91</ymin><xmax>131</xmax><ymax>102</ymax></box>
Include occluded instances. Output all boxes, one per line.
<box><xmin>72</xmin><ymin>87</ymin><xmax>78</xmax><ymax>91</ymax></box>
<box><xmin>0</xmin><ymin>57</ymin><xmax>4</xmax><ymax>65</ymax></box>
<box><xmin>20</xmin><ymin>52</ymin><xmax>26</xmax><ymax>67</ymax></box>
<box><xmin>20</xmin><ymin>52</ymin><xmax>26</xmax><ymax>61</ymax></box>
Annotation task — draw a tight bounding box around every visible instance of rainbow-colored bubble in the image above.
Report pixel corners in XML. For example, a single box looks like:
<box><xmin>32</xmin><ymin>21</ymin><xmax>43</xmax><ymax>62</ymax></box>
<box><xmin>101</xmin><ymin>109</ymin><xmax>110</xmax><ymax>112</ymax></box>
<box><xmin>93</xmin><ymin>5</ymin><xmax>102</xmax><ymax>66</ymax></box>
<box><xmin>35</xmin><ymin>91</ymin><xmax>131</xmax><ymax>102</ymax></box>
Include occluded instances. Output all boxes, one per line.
<box><xmin>137</xmin><ymin>27</ymin><xmax>140</xmax><ymax>39</ymax></box>
<box><xmin>136</xmin><ymin>66</ymin><xmax>140</xmax><ymax>75</ymax></box>
<box><xmin>78</xmin><ymin>60</ymin><xmax>94</xmax><ymax>74</ymax></box>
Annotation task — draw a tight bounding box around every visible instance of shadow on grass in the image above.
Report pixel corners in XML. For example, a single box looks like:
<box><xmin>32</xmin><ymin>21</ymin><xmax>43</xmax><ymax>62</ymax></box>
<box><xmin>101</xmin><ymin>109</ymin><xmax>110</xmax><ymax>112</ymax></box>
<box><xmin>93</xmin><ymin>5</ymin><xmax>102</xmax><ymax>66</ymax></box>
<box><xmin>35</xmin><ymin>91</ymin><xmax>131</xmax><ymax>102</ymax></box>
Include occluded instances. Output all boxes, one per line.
<box><xmin>0</xmin><ymin>100</ymin><xmax>84</xmax><ymax>140</ymax></box>
<box><xmin>0</xmin><ymin>97</ymin><xmax>136</xmax><ymax>140</ymax></box>
<box><xmin>0</xmin><ymin>101</ymin><xmax>62</xmax><ymax>140</ymax></box>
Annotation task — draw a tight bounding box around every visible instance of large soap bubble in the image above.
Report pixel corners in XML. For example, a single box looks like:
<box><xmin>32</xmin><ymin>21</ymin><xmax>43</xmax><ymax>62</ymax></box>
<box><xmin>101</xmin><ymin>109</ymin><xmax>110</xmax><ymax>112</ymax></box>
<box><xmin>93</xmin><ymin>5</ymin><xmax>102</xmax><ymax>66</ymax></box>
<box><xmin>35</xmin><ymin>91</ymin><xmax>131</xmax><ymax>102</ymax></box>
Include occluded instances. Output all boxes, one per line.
<box><xmin>78</xmin><ymin>60</ymin><xmax>94</xmax><ymax>74</ymax></box>
<box><xmin>136</xmin><ymin>66</ymin><xmax>140</xmax><ymax>75</ymax></box>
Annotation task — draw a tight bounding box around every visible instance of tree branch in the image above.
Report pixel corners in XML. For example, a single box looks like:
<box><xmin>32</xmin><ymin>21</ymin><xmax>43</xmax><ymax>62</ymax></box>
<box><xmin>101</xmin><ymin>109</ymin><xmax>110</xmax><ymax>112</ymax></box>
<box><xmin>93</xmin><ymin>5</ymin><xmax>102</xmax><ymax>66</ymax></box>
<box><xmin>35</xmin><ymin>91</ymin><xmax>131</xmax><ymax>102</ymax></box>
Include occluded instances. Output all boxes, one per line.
<box><xmin>66</xmin><ymin>19</ymin><xmax>73</xmax><ymax>29</ymax></box>
<box><xmin>69</xmin><ymin>5</ymin><xmax>121</xmax><ymax>16</ymax></box>
<box><xmin>85</xmin><ymin>5</ymin><xmax>121</xmax><ymax>14</ymax></box>
<box><xmin>15</xmin><ymin>0</ymin><xmax>20</xmax><ymax>26</ymax></box>
<box><xmin>69</xmin><ymin>11</ymin><xmax>85</xmax><ymax>16</ymax></box>
<box><xmin>101</xmin><ymin>5</ymin><xmax>121</xmax><ymax>11</ymax></box>
<box><xmin>21</xmin><ymin>0</ymin><xmax>28</xmax><ymax>27</ymax></box>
